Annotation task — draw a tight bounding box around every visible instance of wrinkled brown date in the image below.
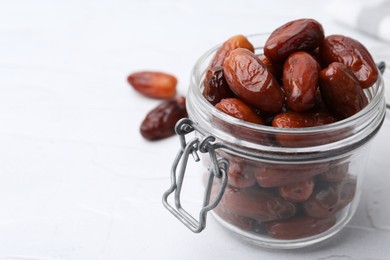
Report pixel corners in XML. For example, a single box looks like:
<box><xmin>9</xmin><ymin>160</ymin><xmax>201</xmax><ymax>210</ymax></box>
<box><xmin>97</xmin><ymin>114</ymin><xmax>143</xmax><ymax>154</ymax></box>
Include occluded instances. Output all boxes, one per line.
<box><xmin>272</xmin><ymin>111</ymin><xmax>336</xmax><ymax>147</ymax></box>
<box><xmin>202</xmin><ymin>66</ymin><xmax>235</xmax><ymax>105</ymax></box>
<box><xmin>265</xmin><ymin>215</ymin><xmax>336</xmax><ymax>239</ymax></box>
<box><xmin>215</xmin><ymin>98</ymin><xmax>265</xmax><ymax>125</ymax></box>
<box><xmin>203</xmin><ymin>35</ymin><xmax>254</xmax><ymax>98</ymax></box>
<box><xmin>319</xmin><ymin>161</ymin><xmax>349</xmax><ymax>183</ymax></box>
<box><xmin>128</xmin><ymin>71</ymin><xmax>177</xmax><ymax>99</ymax></box>
<box><xmin>278</xmin><ymin>178</ymin><xmax>314</xmax><ymax>202</ymax></box>
<box><xmin>264</xmin><ymin>18</ymin><xmax>324</xmax><ymax>63</ymax></box>
<box><xmin>140</xmin><ymin>96</ymin><xmax>187</xmax><ymax>141</ymax></box>
<box><xmin>254</xmin><ymin>161</ymin><xmax>328</xmax><ymax>188</ymax></box>
<box><xmin>223</xmin><ymin>48</ymin><xmax>284</xmax><ymax>113</ymax></box>
<box><xmin>304</xmin><ymin>176</ymin><xmax>357</xmax><ymax>218</ymax></box>
<box><xmin>226</xmin><ymin>160</ymin><xmax>257</xmax><ymax>188</ymax></box>
<box><xmin>210</xmin><ymin>179</ymin><xmax>257</xmax><ymax>230</ymax></box>
<box><xmin>283</xmin><ymin>51</ymin><xmax>320</xmax><ymax>112</ymax></box>
<box><xmin>210</xmin><ymin>34</ymin><xmax>255</xmax><ymax>68</ymax></box>
<box><xmin>272</xmin><ymin>111</ymin><xmax>336</xmax><ymax>128</ymax></box>
<box><xmin>320</xmin><ymin>62</ymin><xmax>368</xmax><ymax>119</ymax></box>
<box><xmin>320</xmin><ymin>35</ymin><xmax>378</xmax><ymax>88</ymax></box>
<box><xmin>217</xmin><ymin>186</ymin><xmax>296</xmax><ymax>222</ymax></box>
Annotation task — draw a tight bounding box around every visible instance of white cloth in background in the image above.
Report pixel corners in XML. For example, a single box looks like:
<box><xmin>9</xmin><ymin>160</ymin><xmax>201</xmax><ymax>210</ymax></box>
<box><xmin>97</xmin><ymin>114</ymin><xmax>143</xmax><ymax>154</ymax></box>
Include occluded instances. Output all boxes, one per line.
<box><xmin>327</xmin><ymin>0</ymin><xmax>390</xmax><ymax>42</ymax></box>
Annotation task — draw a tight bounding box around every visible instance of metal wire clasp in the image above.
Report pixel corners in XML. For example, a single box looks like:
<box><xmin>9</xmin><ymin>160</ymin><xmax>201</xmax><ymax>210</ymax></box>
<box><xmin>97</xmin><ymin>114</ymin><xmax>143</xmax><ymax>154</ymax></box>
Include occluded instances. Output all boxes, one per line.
<box><xmin>162</xmin><ymin>118</ymin><xmax>228</xmax><ymax>233</ymax></box>
<box><xmin>377</xmin><ymin>61</ymin><xmax>390</xmax><ymax>110</ymax></box>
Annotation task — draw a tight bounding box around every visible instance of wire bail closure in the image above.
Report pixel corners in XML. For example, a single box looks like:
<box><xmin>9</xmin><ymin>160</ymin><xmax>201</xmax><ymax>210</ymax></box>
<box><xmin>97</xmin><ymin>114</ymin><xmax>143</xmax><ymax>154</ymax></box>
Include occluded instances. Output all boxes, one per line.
<box><xmin>162</xmin><ymin>118</ymin><xmax>228</xmax><ymax>233</ymax></box>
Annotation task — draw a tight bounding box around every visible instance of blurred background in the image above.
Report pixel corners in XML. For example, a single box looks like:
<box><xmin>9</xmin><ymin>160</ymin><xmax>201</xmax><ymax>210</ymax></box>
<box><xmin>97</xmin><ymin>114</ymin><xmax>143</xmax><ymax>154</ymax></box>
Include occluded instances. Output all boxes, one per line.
<box><xmin>0</xmin><ymin>0</ymin><xmax>389</xmax><ymax>259</ymax></box>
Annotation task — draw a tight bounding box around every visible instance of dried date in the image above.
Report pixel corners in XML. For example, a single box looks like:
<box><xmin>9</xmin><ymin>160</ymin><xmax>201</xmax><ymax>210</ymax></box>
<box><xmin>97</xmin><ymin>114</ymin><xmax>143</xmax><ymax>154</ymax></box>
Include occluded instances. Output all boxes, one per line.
<box><xmin>140</xmin><ymin>96</ymin><xmax>187</xmax><ymax>141</ymax></box>
<box><xmin>278</xmin><ymin>178</ymin><xmax>314</xmax><ymax>202</ymax></box>
<box><xmin>210</xmin><ymin>34</ymin><xmax>254</xmax><ymax>68</ymax></box>
<box><xmin>128</xmin><ymin>71</ymin><xmax>177</xmax><ymax>99</ymax></box>
<box><xmin>320</xmin><ymin>35</ymin><xmax>378</xmax><ymax>88</ymax></box>
<box><xmin>254</xmin><ymin>161</ymin><xmax>327</xmax><ymax>188</ymax></box>
<box><xmin>264</xmin><ymin>18</ymin><xmax>324</xmax><ymax>63</ymax></box>
<box><xmin>304</xmin><ymin>176</ymin><xmax>357</xmax><ymax>218</ymax></box>
<box><xmin>202</xmin><ymin>66</ymin><xmax>235</xmax><ymax>105</ymax></box>
<box><xmin>226</xmin><ymin>160</ymin><xmax>257</xmax><ymax>188</ymax></box>
<box><xmin>223</xmin><ymin>48</ymin><xmax>284</xmax><ymax>113</ymax></box>
<box><xmin>203</xmin><ymin>35</ymin><xmax>254</xmax><ymax>99</ymax></box>
<box><xmin>319</xmin><ymin>161</ymin><xmax>349</xmax><ymax>183</ymax></box>
<box><xmin>319</xmin><ymin>62</ymin><xmax>368</xmax><ymax>119</ymax></box>
<box><xmin>283</xmin><ymin>51</ymin><xmax>320</xmax><ymax>112</ymax></box>
<box><xmin>217</xmin><ymin>186</ymin><xmax>296</xmax><ymax>222</ymax></box>
<box><xmin>272</xmin><ymin>111</ymin><xmax>335</xmax><ymax>128</ymax></box>
<box><xmin>215</xmin><ymin>98</ymin><xmax>265</xmax><ymax>125</ymax></box>
<box><xmin>272</xmin><ymin>111</ymin><xmax>336</xmax><ymax>147</ymax></box>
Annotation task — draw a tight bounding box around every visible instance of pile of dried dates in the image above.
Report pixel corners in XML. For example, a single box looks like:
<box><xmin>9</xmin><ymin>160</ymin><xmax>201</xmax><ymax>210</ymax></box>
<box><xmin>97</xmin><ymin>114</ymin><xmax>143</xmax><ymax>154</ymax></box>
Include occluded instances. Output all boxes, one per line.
<box><xmin>204</xmin><ymin>18</ymin><xmax>379</xmax><ymax>239</ymax></box>
<box><xmin>203</xmin><ymin>18</ymin><xmax>378</xmax><ymax>129</ymax></box>
<box><xmin>212</xmin><ymin>155</ymin><xmax>355</xmax><ymax>239</ymax></box>
<box><xmin>127</xmin><ymin>71</ymin><xmax>187</xmax><ymax>141</ymax></box>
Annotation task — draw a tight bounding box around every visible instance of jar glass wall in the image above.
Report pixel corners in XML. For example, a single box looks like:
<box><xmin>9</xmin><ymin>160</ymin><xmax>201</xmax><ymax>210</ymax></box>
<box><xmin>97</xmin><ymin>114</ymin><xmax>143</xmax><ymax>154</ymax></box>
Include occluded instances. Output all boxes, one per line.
<box><xmin>186</xmin><ymin>34</ymin><xmax>386</xmax><ymax>249</ymax></box>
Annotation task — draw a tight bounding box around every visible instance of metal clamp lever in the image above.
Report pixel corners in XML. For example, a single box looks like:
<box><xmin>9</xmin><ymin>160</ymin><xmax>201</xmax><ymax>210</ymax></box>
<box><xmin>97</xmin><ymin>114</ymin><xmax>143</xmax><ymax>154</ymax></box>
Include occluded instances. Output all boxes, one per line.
<box><xmin>377</xmin><ymin>61</ymin><xmax>390</xmax><ymax>110</ymax></box>
<box><xmin>378</xmin><ymin>61</ymin><xmax>385</xmax><ymax>75</ymax></box>
<box><xmin>162</xmin><ymin>118</ymin><xmax>228</xmax><ymax>233</ymax></box>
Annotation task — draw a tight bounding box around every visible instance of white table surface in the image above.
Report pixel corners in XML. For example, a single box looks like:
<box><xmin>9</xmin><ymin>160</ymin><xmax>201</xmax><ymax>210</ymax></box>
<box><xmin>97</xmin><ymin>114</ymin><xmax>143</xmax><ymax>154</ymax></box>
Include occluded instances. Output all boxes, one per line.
<box><xmin>0</xmin><ymin>0</ymin><xmax>390</xmax><ymax>259</ymax></box>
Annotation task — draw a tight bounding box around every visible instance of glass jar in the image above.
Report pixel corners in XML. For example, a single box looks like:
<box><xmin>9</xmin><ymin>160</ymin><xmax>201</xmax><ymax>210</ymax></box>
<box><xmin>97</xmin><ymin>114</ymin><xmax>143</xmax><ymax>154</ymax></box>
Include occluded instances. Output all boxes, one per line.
<box><xmin>163</xmin><ymin>34</ymin><xmax>386</xmax><ymax>249</ymax></box>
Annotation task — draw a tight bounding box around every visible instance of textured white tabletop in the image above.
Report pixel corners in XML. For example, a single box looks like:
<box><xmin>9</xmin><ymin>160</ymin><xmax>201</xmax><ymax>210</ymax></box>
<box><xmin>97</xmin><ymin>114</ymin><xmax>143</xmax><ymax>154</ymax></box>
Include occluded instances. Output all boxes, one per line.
<box><xmin>0</xmin><ymin>0</ymin><xmax>389</xmax><ymax>259</ymax></box>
